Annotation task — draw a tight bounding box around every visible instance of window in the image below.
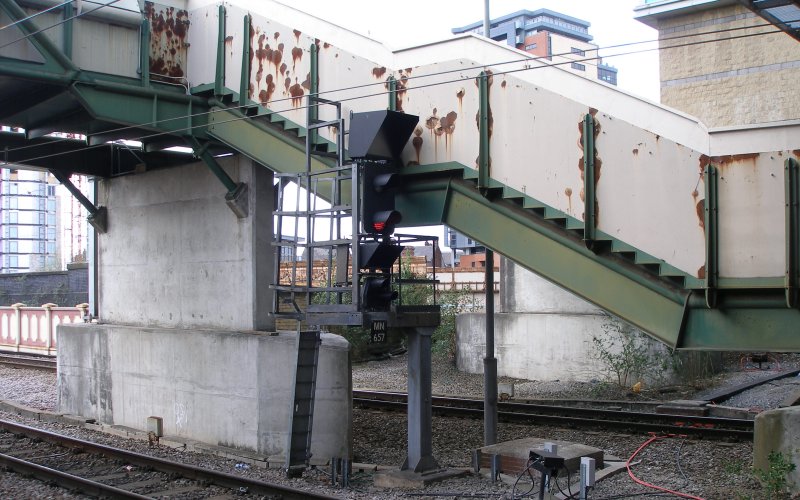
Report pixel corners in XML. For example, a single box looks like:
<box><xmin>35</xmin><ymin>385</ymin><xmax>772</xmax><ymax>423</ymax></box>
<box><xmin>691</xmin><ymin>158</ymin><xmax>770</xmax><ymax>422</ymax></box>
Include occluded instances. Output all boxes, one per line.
<box><xmin>46</xmin><ymin>242</ymin><xmax>55</xmax><ymax>254</ymax></box>
<box><xmin>9</xmin><ymin>241</ymin><xmax>17</xmax><ymax>253</ymax></box>
<box><xmin>9</xmin><ymin>255</ymin><xmax>18</xmax><ymax>268</ymax></box>
<box><xmin>9</xmin><ymin>227</ymin><xmax>17</xmax><ymax>238</ymax></box>
<box><xmin>47</xmin><ymin>214</ymin><xmax>55</xmax><ymax>225</ymax></box>
<box><xmin>571</xmin><ymin>62</ymin><xmax>586</xmax><ymax>71</ymax></box>
<box><xmin>10</xmin><ymin>183</ymin><xmax>17</xmax><ymax>194</ymax></box>
<box><xmin>47</xmin><ymin>199</ymin><xmax>56</xmax><ymax>211</ymax></box>
<box><xmin>571</xmin><ymin>47</ymin><xmax>585</xmax><ymax>56</ymax></box>
<box><xmin>47</xmin><ymin>228</ymin><xmax>55</xmax><ymax>239</ymax></box>
<box><xmin>525</xmin><ymin>43</ymin><xmax>538</xmax><ymax>50</ymax></box>
<box><xmin>9</xmin><ymin>197</ymin><xmax>17</xmax><ymax>209</ymax></box>
<box><xmin>47</xmin><ymin>185</ymin><xmax>55</xmax><ymax>196</ymax></box>
<box><xmin>9</xmin><ymin>212</ymin><xmax>17</xmax><ymax>223</ymax></box>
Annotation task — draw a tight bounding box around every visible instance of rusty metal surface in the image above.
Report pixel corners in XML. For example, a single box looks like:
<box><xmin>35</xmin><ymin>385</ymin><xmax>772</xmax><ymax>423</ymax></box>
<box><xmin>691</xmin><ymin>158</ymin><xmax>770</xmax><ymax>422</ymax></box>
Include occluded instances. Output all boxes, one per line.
<box><xmin>145</xmin><ymin>2</ymin><xmax>189</xmax><ymax>83</ymax></box>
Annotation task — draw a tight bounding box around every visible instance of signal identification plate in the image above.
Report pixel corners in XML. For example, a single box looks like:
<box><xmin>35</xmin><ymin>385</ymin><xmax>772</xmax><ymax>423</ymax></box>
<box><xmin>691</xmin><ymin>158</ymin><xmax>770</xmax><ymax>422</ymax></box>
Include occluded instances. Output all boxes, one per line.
<box><xmin>370</xmin><ymin>320</ymin><xmax>388</xmax><ymax>343</ymax></box>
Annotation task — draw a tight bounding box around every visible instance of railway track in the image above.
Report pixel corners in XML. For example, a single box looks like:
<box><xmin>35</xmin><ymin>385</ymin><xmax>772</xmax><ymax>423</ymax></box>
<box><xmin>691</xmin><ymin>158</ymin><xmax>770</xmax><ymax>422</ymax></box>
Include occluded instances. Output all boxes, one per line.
<box><xmin>0</xmin><ymin>352</ymin><xmax>57</xmax><ymax>371</ymax></box>
<box><xmin>0</xmin><ymin>419</ymin><xmax>335</xmax><ymax>499</ymax></box>
<box><xmin>353</xmin><ymin>390</ymin><xmax>755</xmax><ymax>440</ymax></box>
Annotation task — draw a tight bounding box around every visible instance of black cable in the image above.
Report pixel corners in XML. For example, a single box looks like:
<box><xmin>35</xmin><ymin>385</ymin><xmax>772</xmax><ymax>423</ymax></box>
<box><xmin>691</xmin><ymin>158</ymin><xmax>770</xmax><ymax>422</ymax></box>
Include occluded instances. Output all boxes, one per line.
<box><xmin>5</xmin><ymin>19</ymin><xmax>792</xmax><ymax>169</ymax></box>
<box><xmin>0</xmin><ymin>0</ymin><xmax>124</xmax><ymax>52</ymax></box>
<box><xmin>1</xmin><ymin>9</ymin><xmax>796</xmax><ymax>166</ymax></box>
<box><xmin>7</xmin><ymin>13</ymin><xmax>793</xmax><ymax>159</ymax></box>
<box><xmin>555</xmin><ymin>464</ymin><xmax>576</xmax><ymax>499</ymax></box>
<box><xmin>674</xmin><ymin>437</ymin><xmax>690</xmax><ymax>491</ymax></box>
<box><xmin>0</xmin><ymin>0</ymin><xmax>71</xmax><ymax>31</ymax></box>
<box><xmin>512</xmin><ymin>458</ymin><xmax>539</xmax><ymax>499</ymax></box>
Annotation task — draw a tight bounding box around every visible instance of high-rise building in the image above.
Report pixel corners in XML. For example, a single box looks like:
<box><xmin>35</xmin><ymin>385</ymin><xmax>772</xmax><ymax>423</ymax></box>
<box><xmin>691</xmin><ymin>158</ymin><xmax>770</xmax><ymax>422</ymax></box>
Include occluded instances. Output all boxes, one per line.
<box><xmin>452</xmin><ymin>8</ymin><xmax>618</xmax><ymax>85</ymax></box>
<box><xmin>635</xmin><ymin>0</ymin><xmax>800</xmax><ymax>127</ymax></box>
<box><xmin>0</xmin><ymin>168</ymin><xmax>60</xmax><ymax>272</ymax></box>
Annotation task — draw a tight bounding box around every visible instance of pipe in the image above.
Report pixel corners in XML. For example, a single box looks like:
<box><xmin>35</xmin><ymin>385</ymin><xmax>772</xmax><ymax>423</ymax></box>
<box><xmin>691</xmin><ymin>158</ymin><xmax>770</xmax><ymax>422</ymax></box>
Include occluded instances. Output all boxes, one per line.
<box><xmin>483</xmin><ymin>0</ymin><xmax>490</xmax><ymax>39</ymax></box>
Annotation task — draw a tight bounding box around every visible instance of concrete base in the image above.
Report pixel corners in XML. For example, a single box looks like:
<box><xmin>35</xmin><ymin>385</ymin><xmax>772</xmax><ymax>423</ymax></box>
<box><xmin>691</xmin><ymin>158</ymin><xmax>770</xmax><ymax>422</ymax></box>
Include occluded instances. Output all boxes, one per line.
<box><xmin>373</xmin><ymin>468</ymin><xmax>469</xmax><ymax>489</ymax></box>
<box><xmin>57</xmin><ymin>323</ymin><xmax>352</xmax><ymax>462</ymax></box>
<box><xmin>754</xmin><ymin>406</ymin><xmax>800</xmax><ymax>493</ymax></box>
<box><xmin>476</xmin><ymin>438</ymin><xmax>604</xmax><ymax>476</ymax></box>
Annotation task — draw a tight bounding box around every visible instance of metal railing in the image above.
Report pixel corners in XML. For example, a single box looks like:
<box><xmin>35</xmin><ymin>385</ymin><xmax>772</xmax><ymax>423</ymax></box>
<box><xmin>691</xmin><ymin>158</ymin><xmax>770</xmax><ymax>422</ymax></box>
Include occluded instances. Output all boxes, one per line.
<box><xmin>0</xmin><ymin>303</ymin><xmax>88</xmax><ymax>355</ymax></box>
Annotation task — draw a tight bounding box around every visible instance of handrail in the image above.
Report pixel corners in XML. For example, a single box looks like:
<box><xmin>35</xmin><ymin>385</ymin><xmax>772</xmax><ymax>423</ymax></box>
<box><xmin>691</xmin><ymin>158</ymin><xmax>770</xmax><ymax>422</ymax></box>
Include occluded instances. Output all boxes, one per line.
<box><xmin>0</xmin><ymin>304</ymin><xmax>87</xmax><ymax>356</ymax></box>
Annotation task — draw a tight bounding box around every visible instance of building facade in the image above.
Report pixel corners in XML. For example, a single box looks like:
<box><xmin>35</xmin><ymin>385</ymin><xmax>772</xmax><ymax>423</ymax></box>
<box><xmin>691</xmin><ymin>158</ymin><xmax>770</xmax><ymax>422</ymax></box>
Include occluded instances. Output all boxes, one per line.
<box><xmin>452</xmin><ymin>9</ymin><xmax>618</xmax><ymax>85</ymax></box>
<box><xmin>635</xmin><ymin>0</ymin><xmax>800</xmax><ymax>127</ymax></box>
<box><xmin>0</xmin><ymin>169</ymin><xmax>60</xmax><ymax>273</ymax></box>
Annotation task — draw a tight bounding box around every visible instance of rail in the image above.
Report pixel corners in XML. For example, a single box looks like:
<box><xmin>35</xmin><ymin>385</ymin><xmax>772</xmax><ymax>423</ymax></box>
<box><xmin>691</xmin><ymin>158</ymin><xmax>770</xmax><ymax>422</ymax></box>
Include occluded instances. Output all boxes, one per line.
<box><xmin>0</xmin><ymin>304</ymin><xmax>87</xmax><ymax>355</ymax></box>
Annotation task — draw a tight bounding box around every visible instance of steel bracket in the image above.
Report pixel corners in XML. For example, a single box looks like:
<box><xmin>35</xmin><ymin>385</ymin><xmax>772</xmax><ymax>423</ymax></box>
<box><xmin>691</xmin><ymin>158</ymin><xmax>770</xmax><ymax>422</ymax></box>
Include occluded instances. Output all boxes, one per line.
<box><xmin>50</xmin><ymin>169</ymin><xmax>107</xmax><ymax>233</ymax></box>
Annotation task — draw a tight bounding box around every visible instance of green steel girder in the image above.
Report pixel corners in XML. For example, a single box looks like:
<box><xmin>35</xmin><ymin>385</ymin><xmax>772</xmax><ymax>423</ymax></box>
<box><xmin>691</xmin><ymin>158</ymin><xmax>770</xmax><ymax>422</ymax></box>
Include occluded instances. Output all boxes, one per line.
<box><xmin>397</xmin><ymin>165</ymin><xmax>800</xmax><ymax>351</ymax></box>
<box><xmin>207</xmin><ymin>105</ymin><xmax>334</xmax><ymax>174</ymax></box>
<box><xmin>71</xmin><ymin>81</ymin><xmax>211</xmax><ymax>140</ymax></box>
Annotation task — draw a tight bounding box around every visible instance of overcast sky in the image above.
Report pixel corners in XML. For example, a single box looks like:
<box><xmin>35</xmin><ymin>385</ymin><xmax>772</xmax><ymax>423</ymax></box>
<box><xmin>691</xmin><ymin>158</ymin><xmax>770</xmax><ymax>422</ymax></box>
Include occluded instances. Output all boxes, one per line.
<box><xmin>286</xmin><ymin>0</ymin><xmax>661</xmax><ymax>102</ymax></box>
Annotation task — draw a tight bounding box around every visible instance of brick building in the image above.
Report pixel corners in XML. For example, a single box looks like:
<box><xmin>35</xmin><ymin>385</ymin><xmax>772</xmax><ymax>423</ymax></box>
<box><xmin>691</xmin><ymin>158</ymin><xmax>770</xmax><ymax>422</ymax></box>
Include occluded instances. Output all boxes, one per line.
<box><xmin>635</xmin><ymin>0</ymin><xmax>800</xmax><ymax>127</ymax></box>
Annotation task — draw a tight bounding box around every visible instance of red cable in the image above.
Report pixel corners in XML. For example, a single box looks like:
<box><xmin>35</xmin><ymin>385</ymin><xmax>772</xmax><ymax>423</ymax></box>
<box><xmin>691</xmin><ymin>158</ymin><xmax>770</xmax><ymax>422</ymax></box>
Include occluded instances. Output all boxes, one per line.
<box><xmin>625</xmin><ymin>434</ymin><xmax>705</xmax><ymax>500</ymax></box>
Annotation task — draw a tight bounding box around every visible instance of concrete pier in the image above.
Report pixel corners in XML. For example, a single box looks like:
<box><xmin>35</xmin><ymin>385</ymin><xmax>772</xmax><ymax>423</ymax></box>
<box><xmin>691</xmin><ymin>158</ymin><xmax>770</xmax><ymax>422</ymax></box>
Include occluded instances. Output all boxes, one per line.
<box><xmin>57</xmin><ymin>324</ymin><xmax>352</xmax><ymax>462</ymax></box>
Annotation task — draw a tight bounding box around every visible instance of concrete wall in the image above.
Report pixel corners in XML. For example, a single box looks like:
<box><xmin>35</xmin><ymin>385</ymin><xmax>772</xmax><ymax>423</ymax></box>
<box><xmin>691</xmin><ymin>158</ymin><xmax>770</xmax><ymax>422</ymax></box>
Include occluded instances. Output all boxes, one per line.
<box><xmin>754</xmin><ymin>407</ymin><xmax>800</xmax><ymax>493</ymax></box>
<box><xmin>456</xmin><ymin>258</ymin><xmax>677</xmax><ymax>383</ymax></box>
<box><xmin>96</xmin><ymin>156</ymin><xmax>274</xmax><ymax>331</ymax></box>
<box><xmin>0</xmin><ymin>263</ymin><xmax>88</xmax><ymax>307</ymax></box>
<box><xmin>57</xmin><ymin>324</ymin><xmax>351</xmax><ymax>461</ymax></box>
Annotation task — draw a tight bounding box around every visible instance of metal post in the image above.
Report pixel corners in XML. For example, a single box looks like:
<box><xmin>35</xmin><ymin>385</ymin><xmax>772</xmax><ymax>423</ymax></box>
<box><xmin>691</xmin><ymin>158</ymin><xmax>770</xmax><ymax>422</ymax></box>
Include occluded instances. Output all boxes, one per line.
<box><xmin>140</xmin><ymin>18</ymin><xmax>150</xmax><ymax>87</ymax></box>
<box><xmin>704</xmin><ymin>164</ymin><xmax>718</xmax><ymax>308</ymax></box>
<box><xmin>88</xmin><ymin>179</ymin><xmax>98</xmax><ymax>318</ymax></box>
<box><xmin>309</xmin><ymin>43</ymin><xmax>319</xmax><ymax>147</ymax></box>
<box><xmin>786</xmin><ymin>158</ymin><xmax>799</xmax><ymax>308</ymax></box>
<box><xmin>582</xmin><ymin>113</ymin><xmax>596</xmax><ymax>248</ymax></box>
<box><xmin>483</xmin><ymin>0</ymin><xmax>491</xmax><ymax>38</ymax></box>
<box><xmin>63</xmin><ymin>2</ymin><xmax>73</xmax><ymax>60</ymax></box>
<box><xmin>239</xmin><ymin>14</ymin><xmax>251</xmax><ymax>107</ymax></box>
<box><xmin>387</xmin><ymin>76</ymin><xmax>397</xmax><ymax>111</ymax></box>
<box><xmin>478</xmin><ymin>71</ymin><xmax>490</xmax><ymax>192</ymax></box>
<box><xmin>403</xmin><ymin>326</ymin><xmax>440</xmax><ymax>473</ymax></box>
<box><xmin>214</xmin><ymin>5</ymin><xmax>226</xmax><ymax>97</ymax></box>
<box><xmin>483</xmin><ymin>249</ymin><xmax>497</xmax><ymax>446</ymax></box>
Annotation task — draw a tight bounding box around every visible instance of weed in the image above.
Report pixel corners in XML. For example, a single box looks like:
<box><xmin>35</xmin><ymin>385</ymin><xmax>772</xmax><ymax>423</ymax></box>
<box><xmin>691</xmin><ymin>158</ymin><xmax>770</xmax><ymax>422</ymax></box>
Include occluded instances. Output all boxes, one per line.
<box><xmin>756</xmin><ymin>451</ymin><xmax>796</xmax><ymax>499</ymax></box>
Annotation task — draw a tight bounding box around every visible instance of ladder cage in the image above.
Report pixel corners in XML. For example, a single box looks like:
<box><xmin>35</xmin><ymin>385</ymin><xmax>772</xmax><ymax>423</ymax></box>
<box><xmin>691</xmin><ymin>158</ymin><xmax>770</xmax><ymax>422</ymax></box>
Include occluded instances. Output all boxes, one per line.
<box><xmin>271</xmin><ymin>96</ymin><xmax>360</xmax><ymax>321</ymax></box>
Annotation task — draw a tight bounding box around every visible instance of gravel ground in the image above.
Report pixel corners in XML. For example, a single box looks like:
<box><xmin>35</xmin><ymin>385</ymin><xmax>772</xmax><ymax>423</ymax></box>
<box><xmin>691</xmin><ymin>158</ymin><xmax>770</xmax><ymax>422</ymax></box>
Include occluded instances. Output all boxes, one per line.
<box><xmin>0</xmin><ymin>354</ymin><xmax>796</xmax><ymax>499</ymax></box>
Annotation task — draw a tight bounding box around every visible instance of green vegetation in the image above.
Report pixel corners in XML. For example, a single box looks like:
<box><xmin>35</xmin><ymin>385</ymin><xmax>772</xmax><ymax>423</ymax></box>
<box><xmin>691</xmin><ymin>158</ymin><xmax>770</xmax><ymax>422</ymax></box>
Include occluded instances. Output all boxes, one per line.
<box><xmin>756</xmin><ymin>451</ymin><xmax>796</xmax><ymax>499</ymax></box>
<box><xmin>314</xmin><ymin>263</ymin><xmax>473</xmax><ymax>361</ymax></box>
<box><xmin>591</xmin><ymin>317</ymin><xmax>659</xmax><ymax>388</ymax></box>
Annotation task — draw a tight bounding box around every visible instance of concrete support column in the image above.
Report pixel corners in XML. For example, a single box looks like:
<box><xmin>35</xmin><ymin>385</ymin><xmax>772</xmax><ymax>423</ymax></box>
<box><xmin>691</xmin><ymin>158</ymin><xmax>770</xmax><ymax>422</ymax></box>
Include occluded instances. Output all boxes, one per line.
<box><xmin>403</xmin><ymin>326</ymin><xmax>440</xmax><ymax>473</ymax></box>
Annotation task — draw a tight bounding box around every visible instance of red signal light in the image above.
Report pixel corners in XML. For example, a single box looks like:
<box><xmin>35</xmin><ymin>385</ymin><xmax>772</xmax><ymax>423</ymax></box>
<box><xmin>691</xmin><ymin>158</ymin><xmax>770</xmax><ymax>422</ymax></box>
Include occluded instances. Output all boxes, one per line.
<box><xmin>373</xmin><ymin>222</ymin><xmax>386</xmax><ymax>232</ymax></box>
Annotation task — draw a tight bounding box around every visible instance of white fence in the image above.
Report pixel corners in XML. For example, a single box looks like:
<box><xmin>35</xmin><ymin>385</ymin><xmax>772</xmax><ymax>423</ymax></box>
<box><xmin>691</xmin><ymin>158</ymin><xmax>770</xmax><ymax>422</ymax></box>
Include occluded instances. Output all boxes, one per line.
<box><xmin>0</xmin><ymin>304</ymin><xmax>88</xmax><ymax>355</ymax></box>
